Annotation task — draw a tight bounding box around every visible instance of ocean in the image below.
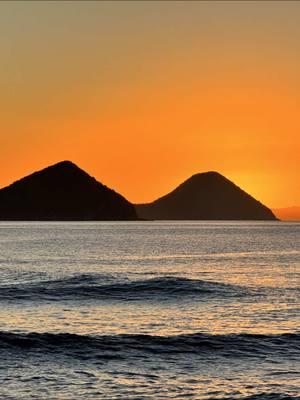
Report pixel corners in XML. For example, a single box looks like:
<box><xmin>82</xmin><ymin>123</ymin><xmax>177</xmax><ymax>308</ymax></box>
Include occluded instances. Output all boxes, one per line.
<box><xmin>0</xmin><ymin>221</ymin><xmax>299</xmax><ymax>399</ymax></box>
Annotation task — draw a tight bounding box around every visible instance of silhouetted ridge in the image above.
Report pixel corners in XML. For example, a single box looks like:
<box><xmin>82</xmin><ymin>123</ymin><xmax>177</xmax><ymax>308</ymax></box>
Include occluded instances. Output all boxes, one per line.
<box><xmin>0</xmin><ymin>161</ymin><xmax>137</xmax><ymax>220</ymax></box>
<box><xmin>136</xmin><ymin>172</ymin><xmax>277</xmax><ymax>220</ymax></box>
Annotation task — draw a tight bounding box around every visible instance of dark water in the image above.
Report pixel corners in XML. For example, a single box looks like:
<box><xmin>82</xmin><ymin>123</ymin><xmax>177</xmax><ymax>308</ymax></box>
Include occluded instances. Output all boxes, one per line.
<box><xmin>0</xmin><ymin>221</ymin><xmax>299</xmax><ymax>399</ymax></box>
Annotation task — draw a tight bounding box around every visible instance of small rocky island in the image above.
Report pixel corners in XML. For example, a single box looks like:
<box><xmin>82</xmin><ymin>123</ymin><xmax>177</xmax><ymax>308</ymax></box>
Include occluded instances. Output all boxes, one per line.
<box><xmin>0</xmin><ymin>161</ymin><xmax>137</xmax><ymax>220</ymax></box>
<box><xmin>136</xmin><ymin>172</ymin><xmax>277</xmax><ymax>220</ymax></box>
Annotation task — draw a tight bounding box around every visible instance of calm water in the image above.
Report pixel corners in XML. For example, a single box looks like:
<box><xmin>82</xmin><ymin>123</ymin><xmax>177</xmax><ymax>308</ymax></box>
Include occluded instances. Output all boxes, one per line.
<box><xmin>0</xmin><ymin>221</ymin><xmax>299</xmax><ymax>399</ymax></box>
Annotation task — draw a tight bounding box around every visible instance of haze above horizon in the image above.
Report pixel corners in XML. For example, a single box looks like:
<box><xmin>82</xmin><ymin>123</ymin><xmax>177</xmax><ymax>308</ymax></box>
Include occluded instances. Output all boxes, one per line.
<box><xmin>0</xmin><ymin>1</ymin><xmax>299</xmax><ymax>208</ymax></box>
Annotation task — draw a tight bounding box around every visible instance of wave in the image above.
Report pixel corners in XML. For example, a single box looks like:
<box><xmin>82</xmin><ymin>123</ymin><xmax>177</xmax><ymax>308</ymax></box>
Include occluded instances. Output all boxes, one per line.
<box><xmin>0</xmin><ymin>275</ymin><xmax>249</xmax><ymax>302</ymax></box>
<box><xmin>0</xmin><ymin>331</ymin><xmax>298</xmax><ymax>360</ymax></box>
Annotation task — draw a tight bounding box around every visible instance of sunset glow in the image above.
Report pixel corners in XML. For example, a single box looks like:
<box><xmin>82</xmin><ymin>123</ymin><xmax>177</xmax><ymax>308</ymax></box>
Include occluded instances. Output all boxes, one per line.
<box><xmin>0</xmin><ymin>3</ymin><xmax>299</xmax><ymax>397</ymax></box>
<box><xmin>1</xmin><ymin>1</ymin><xmax>299</xmax><ymax>208</ymax></box>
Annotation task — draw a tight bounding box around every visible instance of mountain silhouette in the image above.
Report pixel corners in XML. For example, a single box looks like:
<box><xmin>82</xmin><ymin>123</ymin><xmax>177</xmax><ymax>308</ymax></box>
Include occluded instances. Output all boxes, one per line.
<box><xmin>136</xmin><ymin>172</ymin><xmax>277</xmax><ymax>220</ymax></box>
<box><xmin>0</xmin><ymin>161</ymin><xmax>137</xmax><ymax>220</ymax></box>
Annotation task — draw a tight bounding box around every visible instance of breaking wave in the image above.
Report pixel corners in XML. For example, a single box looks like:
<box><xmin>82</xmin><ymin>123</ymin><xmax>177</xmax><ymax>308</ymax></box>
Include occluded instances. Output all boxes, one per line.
<box><xmin>0</xmin><ymin>331</ymin><xmax>298</xmax><ymax>360</ymax></box>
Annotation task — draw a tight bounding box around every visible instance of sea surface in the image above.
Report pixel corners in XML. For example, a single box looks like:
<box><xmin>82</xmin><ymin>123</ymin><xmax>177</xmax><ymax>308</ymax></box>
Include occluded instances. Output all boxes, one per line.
<box><xmin>0</xmin><ymin>221</ymin><xmax>299</xmax><ymax>400</ymax></box>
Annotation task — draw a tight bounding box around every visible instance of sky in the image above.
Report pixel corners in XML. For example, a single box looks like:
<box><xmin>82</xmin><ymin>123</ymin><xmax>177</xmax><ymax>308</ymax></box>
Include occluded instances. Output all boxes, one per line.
<box><xmin>0</xmin><ymin>1</ymin><xmax>299</xmax><ymax>208</ymax></box>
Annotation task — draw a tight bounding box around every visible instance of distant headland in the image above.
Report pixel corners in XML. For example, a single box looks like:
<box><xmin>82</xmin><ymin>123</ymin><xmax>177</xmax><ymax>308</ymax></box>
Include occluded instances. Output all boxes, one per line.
<box><xmin>0</xmin><ymin>161</ymin><xmax>137</xmax><ymax>221</ymax></box>
<box><xmin>0</xmin><ymin>161</ymin><xmax>278</xmax><ymax>221</ymax></box>
<box><xmin>135</xmin><ymin>172</ymin><xmax>277</xmax><ymax>221</ymax></box>
<box><xmin>271</xmin><ymin>206</ymin><xmax>300</xmax><ymax>221</ymax></box>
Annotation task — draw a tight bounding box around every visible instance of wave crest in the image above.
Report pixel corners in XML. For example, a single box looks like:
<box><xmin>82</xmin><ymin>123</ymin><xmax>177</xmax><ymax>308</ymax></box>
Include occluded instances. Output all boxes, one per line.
<box><xmin>0</xmin><ymin>331</ymin><xmax>298</xmax><ymax>359</ymax></box>
<box><xmin>0</xmin><ymin>275</ymin><xmax>248</xmax><ymax>301</ymax></box>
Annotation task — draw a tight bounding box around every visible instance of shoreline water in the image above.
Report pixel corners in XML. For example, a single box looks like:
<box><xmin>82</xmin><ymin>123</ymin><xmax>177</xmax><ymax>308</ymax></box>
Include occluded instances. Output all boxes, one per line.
<box><xmin>0</xmin><ymin>221</ymin><xmax>299</xmax><ymax>399</ymax></box>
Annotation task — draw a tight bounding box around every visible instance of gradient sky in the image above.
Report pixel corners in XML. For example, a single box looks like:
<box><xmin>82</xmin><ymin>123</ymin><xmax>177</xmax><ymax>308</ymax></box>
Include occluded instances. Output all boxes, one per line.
<box><xmin>1</xmin><ymin>1</ymin><xmax>299</xmax><ymax>207</ymax></box>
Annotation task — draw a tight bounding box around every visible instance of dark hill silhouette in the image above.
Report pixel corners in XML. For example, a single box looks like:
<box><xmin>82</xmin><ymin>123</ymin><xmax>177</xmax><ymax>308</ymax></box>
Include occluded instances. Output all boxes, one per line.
<box><xmin>136</xmin><ymin>172</ymin><xmax>277</xmax><ymax>220</ymax></box>
<box><xmin>0</xmin><ymin>161</ymin><xmax>137</xmax><ymax>220</ymax></box>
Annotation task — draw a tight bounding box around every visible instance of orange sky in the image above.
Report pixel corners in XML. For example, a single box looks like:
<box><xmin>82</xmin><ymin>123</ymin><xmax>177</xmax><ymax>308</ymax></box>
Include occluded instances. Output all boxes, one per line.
<box><xmin>0</xmin><ymin>1</ymin><xmax>299</xmax><ymax>208</ymax></box>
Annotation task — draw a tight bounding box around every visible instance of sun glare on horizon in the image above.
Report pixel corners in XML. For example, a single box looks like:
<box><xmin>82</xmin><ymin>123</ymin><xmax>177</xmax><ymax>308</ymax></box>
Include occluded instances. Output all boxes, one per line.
<box><xmin>0</xmin><ymin>1</ymin><xmax>299</xmax><ymax>209</ymax></box>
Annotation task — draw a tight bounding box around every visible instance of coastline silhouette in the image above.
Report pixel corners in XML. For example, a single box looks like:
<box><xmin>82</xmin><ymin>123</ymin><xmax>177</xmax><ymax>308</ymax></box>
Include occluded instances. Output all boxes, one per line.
<box><xmin>0</xmin><ymin>161</ymin><xmax>137</xmax><ymax>221</ymax></box>
<box><xmin>136</xmin><ymin>172</ymin><xmax>277</xmax><ymax>220</ymax></box>
<box><xmin>0</xmin><ymin>162</ymin><xmax>277</xmax><ymax>221</ymax></box>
